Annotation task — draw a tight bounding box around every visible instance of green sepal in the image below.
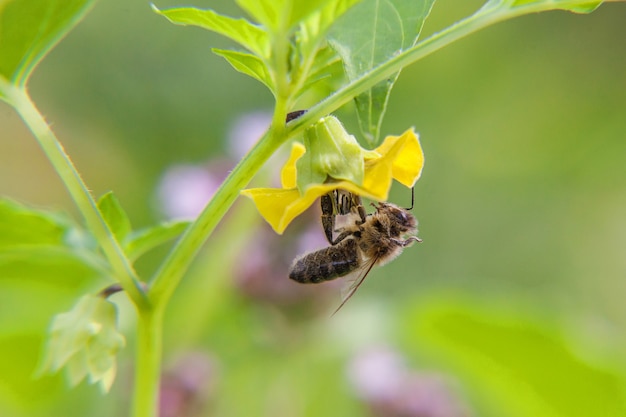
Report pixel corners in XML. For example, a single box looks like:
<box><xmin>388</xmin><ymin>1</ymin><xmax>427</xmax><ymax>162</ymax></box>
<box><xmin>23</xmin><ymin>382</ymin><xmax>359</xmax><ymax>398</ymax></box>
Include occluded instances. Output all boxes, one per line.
<box><xmin>296</xmin><ymin>116</ymin><xmax>365</xmax><ymax>193</ymax></box>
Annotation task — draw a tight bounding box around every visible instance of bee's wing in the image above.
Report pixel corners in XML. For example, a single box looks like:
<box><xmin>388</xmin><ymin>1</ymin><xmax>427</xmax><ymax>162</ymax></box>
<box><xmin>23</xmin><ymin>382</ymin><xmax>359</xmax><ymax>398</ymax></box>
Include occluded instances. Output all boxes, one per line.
<box><xmin>332</xmin><ymin>255</ymin><xmax>379</xmax><ymax>316</ymax></box>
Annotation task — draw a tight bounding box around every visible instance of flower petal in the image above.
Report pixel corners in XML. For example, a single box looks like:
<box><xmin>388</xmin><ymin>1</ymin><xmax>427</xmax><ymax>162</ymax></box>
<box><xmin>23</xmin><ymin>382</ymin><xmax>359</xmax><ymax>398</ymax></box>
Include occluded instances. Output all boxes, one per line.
<box><xmin>280</xmin><ymin>142</ymin><xmax>306</xmax><ymax>189</ymax></box>
<box><xmin>241</xmin><ymin>188</ymin><xmax>302</xmax><ymax>233</ymax></box>
<box><xmin>375</xmin><ymin>128</ymin><xmax>424</xmax><ymax>187</ymax></box>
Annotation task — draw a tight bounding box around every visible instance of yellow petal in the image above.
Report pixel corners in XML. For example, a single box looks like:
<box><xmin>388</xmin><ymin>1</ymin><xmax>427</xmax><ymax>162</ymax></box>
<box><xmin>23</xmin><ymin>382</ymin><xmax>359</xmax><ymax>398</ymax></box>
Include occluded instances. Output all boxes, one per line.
<box><xmin>280</xmin><ymin>142</ymin><xmax>306</xmax><ymax>189</ymax></box>
<box><xmin>360</xmin><ymin>134</ymin><xmax>407</xmax><ymax>200</ymax></box>
<box><xmin>375</xmin><ymin>128</ymin><xmax>424</xmax><ymax>188</ymax></box>
<box><xmin>362</xmin><ymin>158</ymin><xmax>394</xmax><ymax>201</ymax></box>
<box><xmin>241</xmin><ymin>188</ymin><xmax>302</xmax><ymax>233</ymax></box>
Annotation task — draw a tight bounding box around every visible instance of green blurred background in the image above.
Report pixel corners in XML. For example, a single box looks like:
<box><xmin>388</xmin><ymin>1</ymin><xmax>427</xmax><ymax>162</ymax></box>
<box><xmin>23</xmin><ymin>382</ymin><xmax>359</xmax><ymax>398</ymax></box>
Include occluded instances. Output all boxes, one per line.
<box><xmin>1</xmin><ymin>0</ymin><xmax>625</xmax><ymax>416</ymax></box>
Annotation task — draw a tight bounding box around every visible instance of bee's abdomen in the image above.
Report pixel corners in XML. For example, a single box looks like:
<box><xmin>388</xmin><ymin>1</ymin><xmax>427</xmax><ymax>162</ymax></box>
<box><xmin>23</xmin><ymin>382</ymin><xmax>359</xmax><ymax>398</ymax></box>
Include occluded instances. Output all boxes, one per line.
<box><xmin>289</xmin><ymin>238</ymin><xmax>359</xmax><ymax>283</ymax></box>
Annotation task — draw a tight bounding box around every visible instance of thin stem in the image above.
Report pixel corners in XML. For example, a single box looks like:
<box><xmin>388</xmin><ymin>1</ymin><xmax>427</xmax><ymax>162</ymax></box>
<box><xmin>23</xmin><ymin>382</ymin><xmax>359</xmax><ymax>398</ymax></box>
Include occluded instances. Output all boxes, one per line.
<box><xmin>148</xmin><ymin>127</ymin><xmax>282</xmax><ymax>304</ymax></box>
<box><xmin>9</xmin><ymin>86</ymin><xmax>149</xmax><ymax>309</ymax></box>
<box><xmin>131</xmin><ymin>305</ymin><xmax>164</xmax><ymax>417</ymax></box>
<box><xmin>149</xmin><ymin>24</ymin><xmax>293</xmax><ymax>307</ymax></box>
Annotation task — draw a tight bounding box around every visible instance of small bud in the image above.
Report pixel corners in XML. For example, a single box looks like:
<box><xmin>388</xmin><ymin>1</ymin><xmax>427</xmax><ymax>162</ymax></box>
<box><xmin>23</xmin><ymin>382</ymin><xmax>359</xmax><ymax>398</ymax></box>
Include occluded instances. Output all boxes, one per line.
<box><xmin>36</xmin><ymin>294</ymin><xmax>125</xmax><ymax>393</ymax></box>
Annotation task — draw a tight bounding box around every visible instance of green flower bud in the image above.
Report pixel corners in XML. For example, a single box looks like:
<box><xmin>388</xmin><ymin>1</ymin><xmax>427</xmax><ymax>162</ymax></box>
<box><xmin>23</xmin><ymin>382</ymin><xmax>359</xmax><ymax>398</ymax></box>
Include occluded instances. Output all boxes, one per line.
<box><xmin>36</xmin><ymin>294</ymin><xmax>125</xmax><ymax>393</ymax></box>
<box><xmin>296</xmin><ymin>116</ymin><xmax>365</xmax><ymax>193</ymax></box>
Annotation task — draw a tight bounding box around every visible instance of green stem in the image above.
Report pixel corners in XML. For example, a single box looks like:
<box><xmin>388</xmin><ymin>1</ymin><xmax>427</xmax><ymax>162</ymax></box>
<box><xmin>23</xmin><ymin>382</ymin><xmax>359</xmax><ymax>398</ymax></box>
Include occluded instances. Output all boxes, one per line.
<box><xmin>131</xmin><ymin>305</ymin><xmax>164</xmax><ymax>417</ymax></box>
<box><xmin>7</xmin><ymin>86</ymin><xmax>148</xmax><ymax>309</ymax></box>
<box><xmin>148</xmin><ymin>126</ymin><xmax>283</xmax><ymax>304</ymax></box>
<box><xmin>149</xmin><ymin>22</ymin><xmax>293</xmax><ymax>306</ymax></box>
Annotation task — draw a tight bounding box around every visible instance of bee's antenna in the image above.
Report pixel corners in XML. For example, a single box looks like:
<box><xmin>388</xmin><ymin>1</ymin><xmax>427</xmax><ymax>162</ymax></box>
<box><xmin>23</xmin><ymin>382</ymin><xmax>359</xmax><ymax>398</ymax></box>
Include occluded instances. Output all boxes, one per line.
<box><xmin>405</xmin><ymin>187</ymin><xmax>415</xmax><ymax>211</ymax></box>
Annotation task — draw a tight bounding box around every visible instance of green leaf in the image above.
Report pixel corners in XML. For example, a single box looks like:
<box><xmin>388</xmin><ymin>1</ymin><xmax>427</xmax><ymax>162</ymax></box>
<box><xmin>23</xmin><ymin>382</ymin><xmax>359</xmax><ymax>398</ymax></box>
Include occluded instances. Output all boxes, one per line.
<box><xmin>403</xmin><ymin>300</ymin><xmax>626</xmax><ymax>417</ymax></box>
<box><xmin>295</xmin><ymin>51</ymin><xmax>344</xmax><ymax>99</ymax></box>
<box><xmin>152</xmin><ymin>5</ymin><xmax>270</xmax><ymax>59</ymax></box>
<box><xmin>235</xmin><ymin>0</ymin><xmax>335</xmax><ymax>32</ymax></box>
<box><xmin>329</xmin><ymin>0</ymin><xmax>436</xmax><ymax>147</ymax></box>
<box><xmin>309</xmin><ymin>0</ymin><xmax>363</xmax><ymax>35</ymax></box>
<box><xmin>97</xmin><ymin>192</ymin><xmax>132</xmax><ymax>243</ymax></box>
<box><xmin>0</xmin><ymin>0</ymin><xmax>95</xmax><ymax>87</ymax></box>
<box><xmin>0</xmin><ymin>198</ymin><xmax>107</xmax><ymax>292</ymax></box>
<box><xmin>212</xmin><ymin>49</ymin><xmax>275</xmax><ymax>93</ymax></box>
<box><xmin>0</xmin><ymin>198</ymin><xmax>69</xmax><ymax>248</ymax></box>
<box><xmin>124</xmin><ymin>220</ymin><xmax>189</xmax><ymax>261</ymax></box>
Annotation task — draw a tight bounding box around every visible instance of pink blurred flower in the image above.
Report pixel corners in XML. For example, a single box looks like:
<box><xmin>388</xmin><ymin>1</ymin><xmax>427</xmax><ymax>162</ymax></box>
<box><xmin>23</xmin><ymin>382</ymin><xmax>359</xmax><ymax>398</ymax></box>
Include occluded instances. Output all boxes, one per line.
<box><xmin>159</xmin><ymin>352</ymin><xmax>217</xmax><ymax>417</ymax></box>
<box><xmin>348</xmin><ymin>346</ymin><xmax>472</xmax><ymax>417</ymax></box>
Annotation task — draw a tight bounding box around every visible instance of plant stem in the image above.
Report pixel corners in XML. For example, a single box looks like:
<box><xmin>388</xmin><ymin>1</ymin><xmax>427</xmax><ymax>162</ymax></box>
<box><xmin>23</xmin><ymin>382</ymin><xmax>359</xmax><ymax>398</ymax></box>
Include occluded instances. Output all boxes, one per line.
<box><xmin>131</xmin><ymin>305</ymin><xmax>164</xmax><ymax>417</ymax></box>
<box><xmin>148</xmin><ymin>126</ymin><xmax>283</xmax><ymax>304</ymax></box>
<box><xmin>9</xmin><ymin>86</ymin><xmax>148</xmax><ymax>308</ymax></box>
<box><xmin>149</xmin><ymin>21</ymin><xmax>292</xmax><ymax>306</ymax></box>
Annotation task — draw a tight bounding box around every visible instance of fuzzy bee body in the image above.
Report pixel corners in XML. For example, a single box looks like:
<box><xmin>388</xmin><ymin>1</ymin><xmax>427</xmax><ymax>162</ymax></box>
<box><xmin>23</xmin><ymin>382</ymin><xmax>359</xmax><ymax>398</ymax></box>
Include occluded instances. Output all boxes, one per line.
<box><xmin>288</xmin><ymin>192</ymin><xmax>422</xmax><ymax>312</ymax></box>
<box><xmin>289</xmin><ymin>238</ymin><xmax>360</xmax><ymax>283</ymax></box>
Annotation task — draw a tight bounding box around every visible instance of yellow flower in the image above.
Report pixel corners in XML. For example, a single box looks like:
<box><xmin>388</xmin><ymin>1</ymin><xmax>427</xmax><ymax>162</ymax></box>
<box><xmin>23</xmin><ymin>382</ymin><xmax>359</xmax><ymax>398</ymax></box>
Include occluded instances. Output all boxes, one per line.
<box><xmin>242</xmin><ymin>127</ymin><xmax>424</xmax><ymax>234</ymax></box>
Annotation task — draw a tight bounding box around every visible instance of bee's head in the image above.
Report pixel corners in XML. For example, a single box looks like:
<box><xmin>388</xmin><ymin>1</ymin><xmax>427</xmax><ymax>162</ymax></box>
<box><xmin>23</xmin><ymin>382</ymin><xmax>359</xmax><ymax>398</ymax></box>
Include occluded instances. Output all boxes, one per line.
<box><xmin>378</xmin><ymin>203</ymin><xmax>417</xmax><ymax>234</ymax></box>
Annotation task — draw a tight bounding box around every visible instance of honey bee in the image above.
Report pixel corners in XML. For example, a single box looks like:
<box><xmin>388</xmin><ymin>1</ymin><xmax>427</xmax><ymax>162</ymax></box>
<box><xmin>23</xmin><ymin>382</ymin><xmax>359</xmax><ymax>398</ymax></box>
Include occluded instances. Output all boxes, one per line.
<box><xmin>289</xmin><ymin>190</ymin><xmax>422</xmax><ymax>313</ymax></box>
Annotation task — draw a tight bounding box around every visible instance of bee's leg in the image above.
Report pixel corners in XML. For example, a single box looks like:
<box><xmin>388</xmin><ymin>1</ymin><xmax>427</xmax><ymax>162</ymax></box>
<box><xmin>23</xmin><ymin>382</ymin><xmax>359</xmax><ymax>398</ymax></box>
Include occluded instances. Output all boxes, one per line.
<box><xmin>321</xmin><ymin>193</ymin><xmax>336</xmax><ymax>244</ymax></box>
<box><xmin>330</xmin><ymin>229</ymin><xmax>357</xmax><ymax>245</ymax></box>
<box><xmin>392</xmin><ymin>236</ymin><xmax>423</xmax><ymax>246</ymax></box>
<box><xmin>356</xmin><ymin>204</ymin><xmax>366</xmax><ymax>224</ymax></box>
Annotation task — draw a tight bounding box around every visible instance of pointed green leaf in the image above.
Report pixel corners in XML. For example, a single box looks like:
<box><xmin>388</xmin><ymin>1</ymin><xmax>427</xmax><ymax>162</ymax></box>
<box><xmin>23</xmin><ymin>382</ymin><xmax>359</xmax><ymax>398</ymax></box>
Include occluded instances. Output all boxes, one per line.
<box><xmin>329</xmin><ymin>0</ymin><xmax>435</xmax><ymax>147</ymax></box>
<box><xmin>213</xmin><ymin>49</ymin><xmax>275</xmax><ymax>93</ymax></box>
<box><xmin>124</xmin><ymin>220</ymin><xmax>190</xmax><ymax>261</ymax></box>
<box><xmin>404</xmin><ymin>300</ymin><xmax>626</xmax><ymax>417</ymax></box>
<box><xmin>0</xmin><ymin>0</ymin><xmax>95</xmax><ymax>87</ymax></box>
<box><xmin>236</xmin><ymin>0</ymin><xmax>335</xmax><ymax>32</ymax></box>
<box><xmin>153</xmin><ymin>5</ymin><xmax>270</xmax><ymax>59</ymax></box>
<box><xmin>97</xmin><ymin>192</ymin><xmax>132</xmax><ymax>243</ymax></box>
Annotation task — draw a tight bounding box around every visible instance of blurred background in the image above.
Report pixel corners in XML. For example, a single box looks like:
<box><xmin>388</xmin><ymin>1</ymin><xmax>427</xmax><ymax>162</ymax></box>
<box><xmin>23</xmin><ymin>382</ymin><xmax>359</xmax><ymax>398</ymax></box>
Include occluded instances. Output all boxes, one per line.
<box><xmin>1</xmin><ymin>0</ymin><xmax>625</xmax><ymax>416</ymax></box>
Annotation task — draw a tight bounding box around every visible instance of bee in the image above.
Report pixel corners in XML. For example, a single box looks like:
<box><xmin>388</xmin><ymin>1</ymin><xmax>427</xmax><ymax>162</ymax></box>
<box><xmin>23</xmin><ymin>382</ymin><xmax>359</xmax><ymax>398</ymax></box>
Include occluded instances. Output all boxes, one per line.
<box><xmin>289</xmin><ymin>189</ymin><xmax>422</xmax><ymax>313</ymax></box>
